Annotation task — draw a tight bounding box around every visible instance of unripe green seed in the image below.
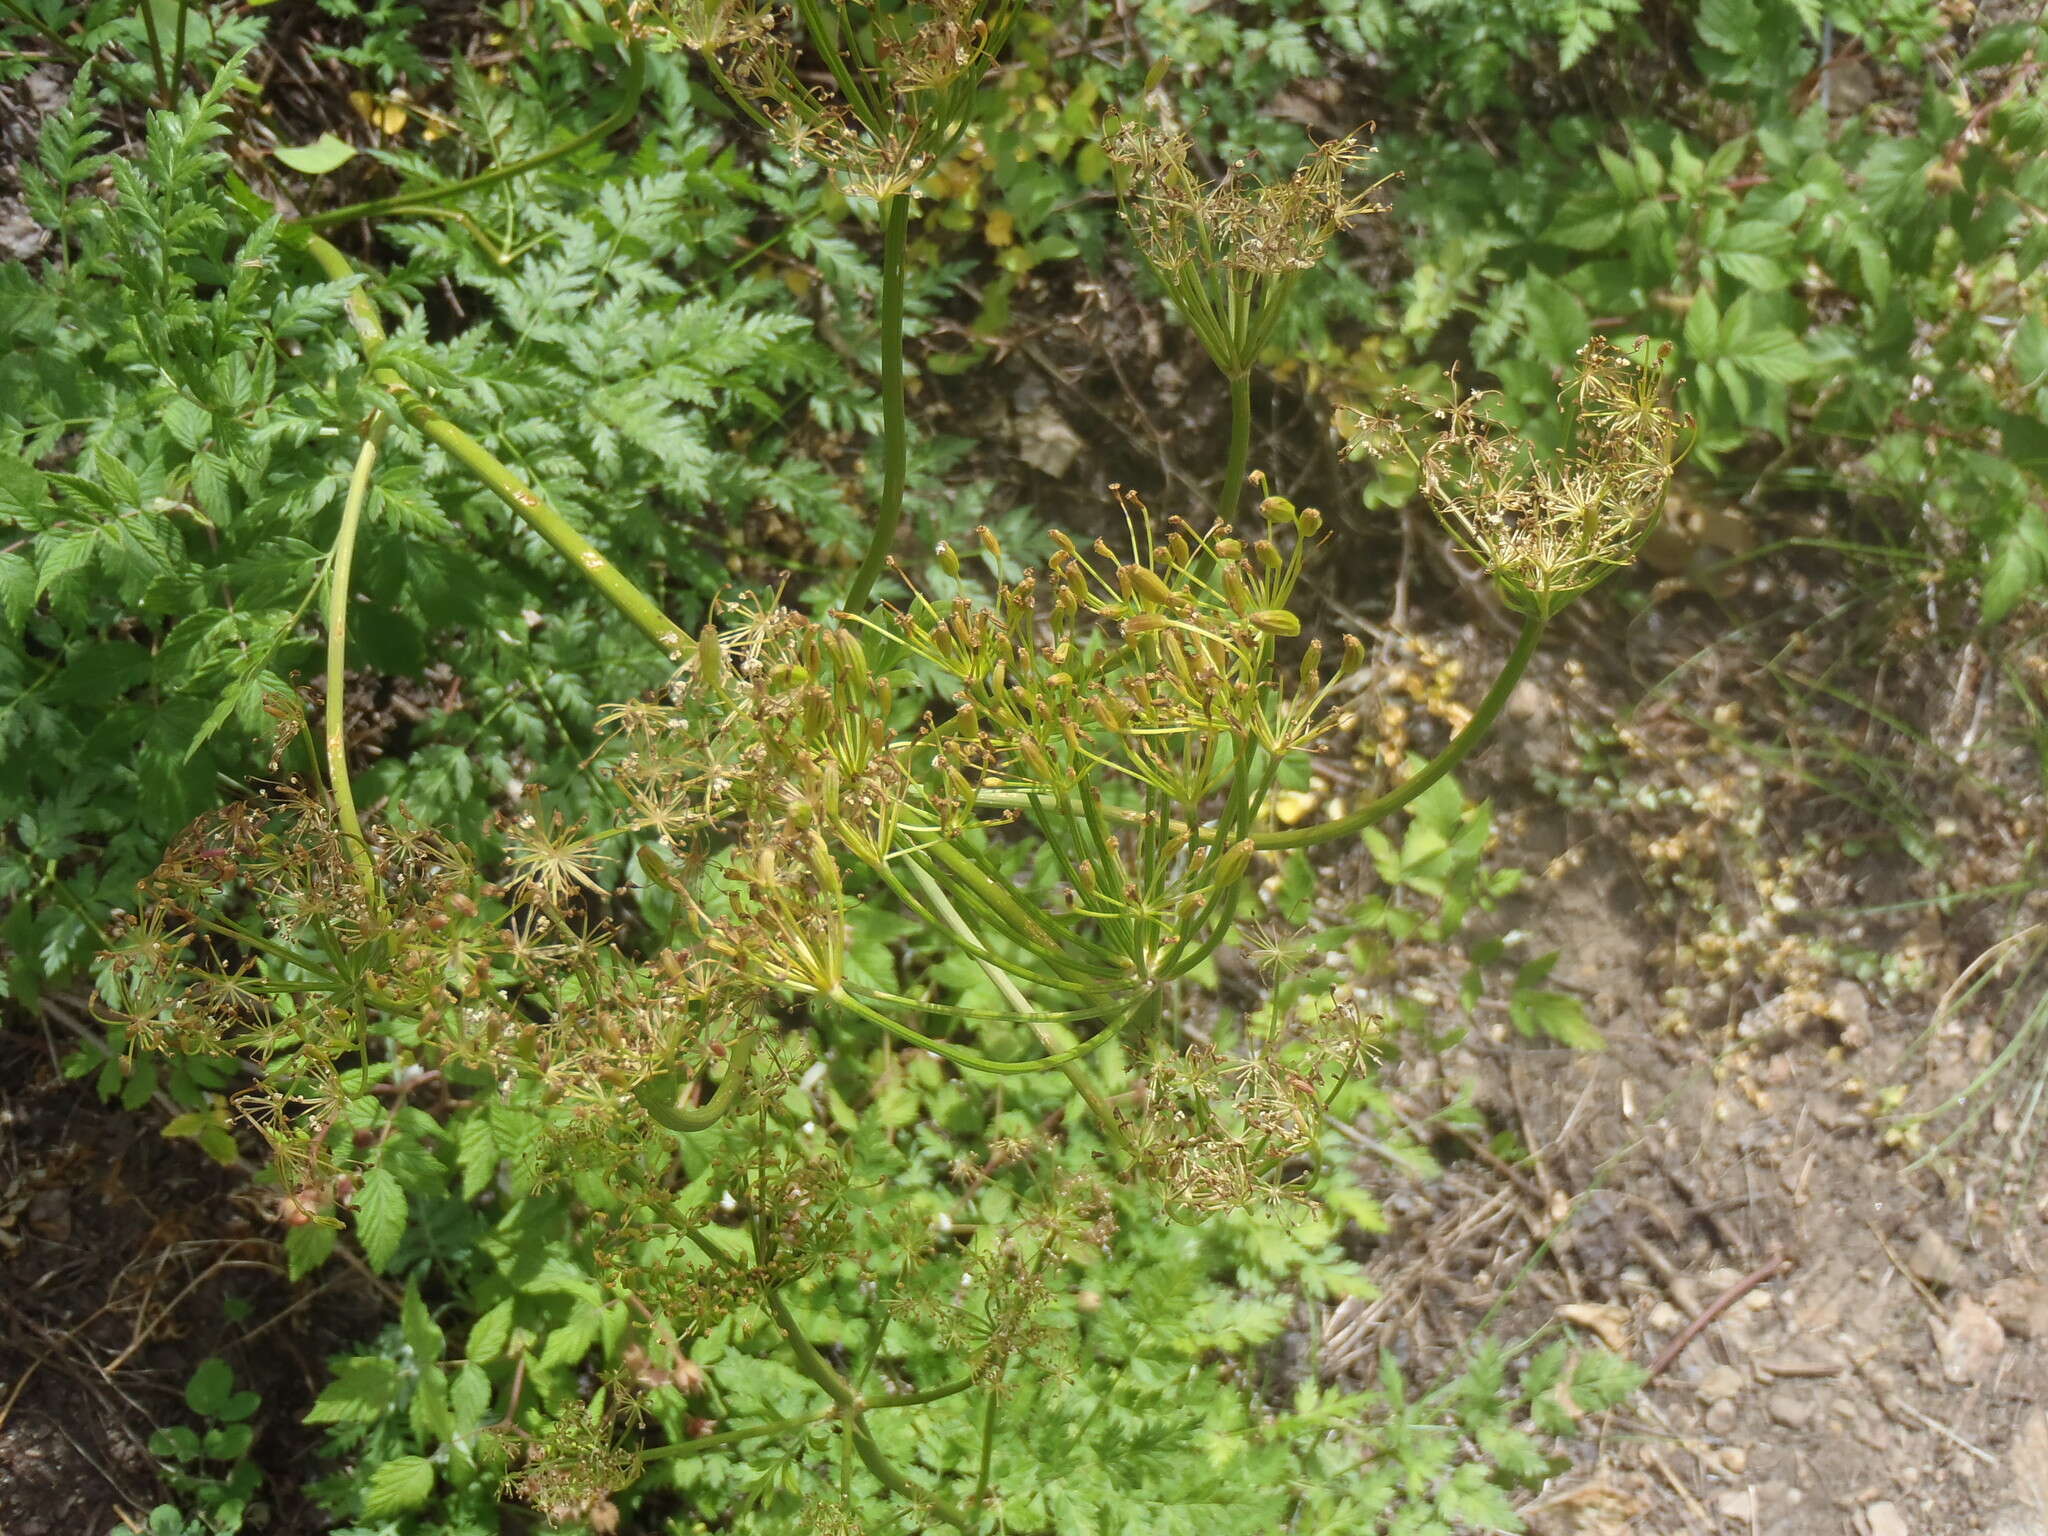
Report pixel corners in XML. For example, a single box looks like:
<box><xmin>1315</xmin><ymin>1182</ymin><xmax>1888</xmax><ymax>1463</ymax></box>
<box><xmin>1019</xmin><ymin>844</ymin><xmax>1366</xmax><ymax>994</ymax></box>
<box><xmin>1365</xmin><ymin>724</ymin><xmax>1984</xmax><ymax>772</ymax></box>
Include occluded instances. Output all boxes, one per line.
<box><xmin>1249</xmin><ymin>609</ymin><xmax>1300</xmax><ymax>637</ymax></box>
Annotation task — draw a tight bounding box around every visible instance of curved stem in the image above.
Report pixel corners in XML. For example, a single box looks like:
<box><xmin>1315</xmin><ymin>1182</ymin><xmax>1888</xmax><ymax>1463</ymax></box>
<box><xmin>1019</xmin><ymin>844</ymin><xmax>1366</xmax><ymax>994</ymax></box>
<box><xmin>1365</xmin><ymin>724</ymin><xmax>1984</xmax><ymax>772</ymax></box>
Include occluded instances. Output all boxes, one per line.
<box><xmin>633</xmin><ymin>1029</ymin><xmax>759</xmax><ymax>1135</ymax></box>
<box><xmin>764</xmin><ymin>1291</ymin><xmax>977</xmax><ymax>1532</ymax></box>
<box><xmin>1254</xmin><ymin>611</ymin><xmax>1546</xmax><ymax>852</ymax></box>
<box><xmin>300</xmin><ymin>44</ymin><xmax>647</xmax><ymax>231</ymax></box>
<box><xmin>902</xmin><ymin>863</ymin><xmax>1137</xmax><ymax>1163</ymax></box>
<box><xmin>1217</xmin><ymin>368</ymin><xmax>1250</xmax><ymax>527</ymax></box>
<box><xmin>843</xmin><ymin>193</ymin><xmax>911</xmax><ymax>614</ymax></box>
<box><xmin>326</xmin><ymin>420</ymin><xmax>388</xmax><ymax>896</ymax></box>
<box><xmin>832</xmin><ymin>988</ymin><xmax>1131</xmax><ymax>1078</ymax></box>
<box><xmin>303</xmin><ymin>235</ymin><xmax>689</xmax><ymax>661</ymax></box>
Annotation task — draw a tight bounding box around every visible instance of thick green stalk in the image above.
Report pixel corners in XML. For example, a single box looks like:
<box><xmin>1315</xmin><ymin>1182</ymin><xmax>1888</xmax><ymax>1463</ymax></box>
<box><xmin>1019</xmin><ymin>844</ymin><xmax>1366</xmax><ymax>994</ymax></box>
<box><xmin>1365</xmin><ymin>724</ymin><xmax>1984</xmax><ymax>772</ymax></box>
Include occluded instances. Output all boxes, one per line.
<box><xmin>1217</xmin><ymin>369</ymin><xmax>1251</xmax><ymax>526</ymax></box>
<box><xmin>633</xmin><ymin>1029</ymin><xmax>759</xmax><ymax>1135</ymax></box>
<box><xmin>843</xmin><ymin>193</ymin><xmax>911</xmax><ymax>614</ymax></box>
<box><xmin>1254</xmin><ymin>612</ymin><xmax>1546</xmax><ymax>851</ymax></box>
<box><xmin>326</xmin><ymin>422</ymin><xmax>387</xmax><ymax>893</ymax></box>
<box><xmin>303</xmin><ymin>235</ymin><xmax>688</xmax><ymax>661</ymax></box>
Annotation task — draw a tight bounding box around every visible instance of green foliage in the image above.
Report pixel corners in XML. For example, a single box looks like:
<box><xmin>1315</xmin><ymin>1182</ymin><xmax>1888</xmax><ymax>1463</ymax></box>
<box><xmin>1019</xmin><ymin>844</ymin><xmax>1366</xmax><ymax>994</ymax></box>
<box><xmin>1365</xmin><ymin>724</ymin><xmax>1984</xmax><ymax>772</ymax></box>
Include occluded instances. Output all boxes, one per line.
<box><xmin>128</xmin><ymin>1357</ymin><xmax>266</xmax><ymax>1536</ymax></box>
<box><xmin>967</xmin><ymin>3</ymin><xmax>2045</xmax><ymax>620</ymax></box>
<box><xmin>1323</xmin><ymin>2</ymin><xmax>2043</xmax><ymax>617</ymax></box>
<box><xmin>0</xmin><ymin>35</ymin><xmax>870</xmax><ymax>998</ymax></box>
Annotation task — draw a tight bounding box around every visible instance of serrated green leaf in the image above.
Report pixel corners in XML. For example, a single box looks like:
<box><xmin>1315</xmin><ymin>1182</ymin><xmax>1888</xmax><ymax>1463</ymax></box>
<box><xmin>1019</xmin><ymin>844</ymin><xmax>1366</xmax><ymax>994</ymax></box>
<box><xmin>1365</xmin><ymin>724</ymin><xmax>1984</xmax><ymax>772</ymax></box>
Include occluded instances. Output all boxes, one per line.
<box><xmin>1982</xmin><ymin>525</ymin><xmax>2045</xmax><ymax>621</ymax></box>
<box><xmin>353</xmin><ymin>1165</ymin><xmax>406</xmax><ymax>1271</ymax></box>
<box><xmin>402</xmin><ymin>1282</ymin><xmax>445</xmax><ymax>1362</ymax></box>
<box><xmin>304</xmin><ymin>1356</ymin><xmax>399</xmax><ymax>1424</ymax></box>
<box><xmin>455</xmin><ymin>1107</ymin><xmax>499</xmax><ymax>1200</ymax></box>
<box><xmin>285</xmin><ymin>1221</ymin><xmax>338</xmax><ymax>1280</ymax></box>
<box><xmin>1541</xmin><ymin>193</ymin><xmax>1624</xmax><ymax>250</ymax></box>
<box><xmin>1509</xmin><ymin>988</ymin><xmax>1605</xmax><ymax>1050</ymax></box>
<box><xmin>361</xmin><ymin>1454</ymin><xmax>435</xmax><ymax>1517</ymax></box>
<box><xmin>468</xmin><ymin>1297</ymin><xmax>516</xmax><ymax>1362</ymax></box>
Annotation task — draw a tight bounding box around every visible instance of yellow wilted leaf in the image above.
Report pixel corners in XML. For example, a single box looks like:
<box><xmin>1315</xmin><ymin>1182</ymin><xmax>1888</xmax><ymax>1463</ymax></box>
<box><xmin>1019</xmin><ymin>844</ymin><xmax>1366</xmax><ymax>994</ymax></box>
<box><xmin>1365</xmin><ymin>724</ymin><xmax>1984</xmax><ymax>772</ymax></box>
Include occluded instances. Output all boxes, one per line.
<box><xmin>782</xmin><ymin>266</ymin><xmax>812</xmax><ymax>300</ymax></box>
<box><xmin>1272</xmin><ymin>790</ymin><xmax>1319</xmax><ymax>827</ymax></box>
<box><xmin>347</xmin><ymin>89</ymin><xmax>408</xmax><ymax>136</ymax></box>
<box><xmin>984</xmin><ymin>208</ymin><xmax>1015</xmax><ymax>248</ymax></box>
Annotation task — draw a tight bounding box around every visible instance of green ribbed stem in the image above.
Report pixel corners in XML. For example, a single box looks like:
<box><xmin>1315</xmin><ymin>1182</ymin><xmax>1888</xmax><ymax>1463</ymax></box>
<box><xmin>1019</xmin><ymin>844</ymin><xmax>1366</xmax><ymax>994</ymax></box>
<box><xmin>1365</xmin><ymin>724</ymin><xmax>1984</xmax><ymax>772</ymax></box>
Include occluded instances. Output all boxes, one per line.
<box><xmin>1217</xmin><ymin>368</ymin><xmax>1251</xmax><ymax>526</ymax></box>
<box><xmin>326</xmin><ymin>420</ymin><xmax>387</xmax><ymax>895</ymax></box>
<box><xmin>843</xmin><ymin>193</ymin><xmax>911</xmax><ymax>614</ymax></box>
<box><xmin>304</xmin><ymin>236</ymin><xmax>688</xmax><ymax>663</ymax></box>
<box><xmin>1254</xmin><ymin>612</ymin><xmax>1546</xmax><ymax>851</ymax></box>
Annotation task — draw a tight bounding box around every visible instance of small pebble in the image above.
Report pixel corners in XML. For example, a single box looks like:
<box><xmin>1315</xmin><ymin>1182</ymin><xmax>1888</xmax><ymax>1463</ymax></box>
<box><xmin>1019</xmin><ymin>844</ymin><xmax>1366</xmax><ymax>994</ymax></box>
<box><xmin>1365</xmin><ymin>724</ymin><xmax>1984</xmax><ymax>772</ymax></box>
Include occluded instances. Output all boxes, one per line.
<box><xmin>1766</xmin><ymin>1388</ymin><xmax>1813</xmax><ymax>1429</ymax></box>
<box><xmin>1695</xmin><ymin>1362</ymin><xmax>1747</xmax><ymax>1404</ymax></box>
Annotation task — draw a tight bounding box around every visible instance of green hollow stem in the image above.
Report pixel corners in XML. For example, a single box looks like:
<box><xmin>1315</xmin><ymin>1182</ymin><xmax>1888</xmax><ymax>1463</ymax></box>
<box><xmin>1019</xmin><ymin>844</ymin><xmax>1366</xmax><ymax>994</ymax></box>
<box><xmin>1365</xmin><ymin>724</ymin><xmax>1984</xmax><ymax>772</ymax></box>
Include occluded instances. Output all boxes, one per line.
<box><xmin>1254</xmin><ymin>611</ymin><xmax>1546</xmax><ymax>851</ymax></box>
<box><xmin>1217</xmin><ymin>368</ymin><xmax>1251</xmax><ymax>526</ymax></box>
<box><xmin>633</xmin><ymin>1029</ymin><xmax>759</xmax><ymax>1135</ymax></box>
<box><xmin>763</xmin><ymin>1291</ymin><xmax>977</xmax><ymax>1532</ymax></box>
<box><xmin>303</xmin><ymin>235</ymin><xmax>688</xmax><ymax>662</ymax></box>
<box><xmin>902</xmin><ymin>862</ymin><xmax>1137</xmax><ymax>1163</ymax></box>
<box><xmin>300</xmin><ymin>45</ymin><xmax>647</xmax><ymax>231</ymax></box>
<box><xmin>138</xmin><ymin>0</ymin><xmax>169</xmax><ymax>99</ymax></box>
<box><xmin>843</xmin><ymin>193</ymin><xmax>911</xmax><ymax>614</ymax></box>
<box><xmin>326</xmin><ymin>421</ymin><xmax>387</xmax><ymax>895</ymax></box>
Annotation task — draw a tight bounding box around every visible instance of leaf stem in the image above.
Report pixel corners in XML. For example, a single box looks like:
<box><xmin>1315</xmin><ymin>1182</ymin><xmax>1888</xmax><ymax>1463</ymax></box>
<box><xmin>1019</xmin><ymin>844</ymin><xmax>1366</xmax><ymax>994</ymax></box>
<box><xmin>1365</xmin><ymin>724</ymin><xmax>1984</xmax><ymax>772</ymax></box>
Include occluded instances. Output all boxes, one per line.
<box><xmin>325</xmin><ymin>420</ymin><xmax>387</xmax><ymax>895</ymax></box>
<box><xmin>302</xmin><ymin>235</ymin><xmax>688</xmax><ymax>661</ymax></box>
<box><xmin>299</xmin><ymin>44</ymin><xmax>647</xmax><ymax>232</ymax></box>
<box><xmin>1252</xmin><ymin>611</ymin><xmax>1546</xmax><ymax>851</ymax></box>
<box><xmin>843</xmin><ymin>192</ymin><xmax>910</xmax><ymax>613</ymax></box>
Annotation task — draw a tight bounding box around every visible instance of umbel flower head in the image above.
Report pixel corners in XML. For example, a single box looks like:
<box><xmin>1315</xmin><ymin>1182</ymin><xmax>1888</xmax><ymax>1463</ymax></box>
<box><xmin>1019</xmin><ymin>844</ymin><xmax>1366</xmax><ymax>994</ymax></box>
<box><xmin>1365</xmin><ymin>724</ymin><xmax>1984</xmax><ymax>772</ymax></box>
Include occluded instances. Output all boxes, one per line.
<box><xmin>626</xmin><ymin>0</ymin><xmax>1019</xmax><ymax>198</ymax></box>
<box><xmin>1414</xmin><ymin>338</ymin><xmax>1690</xmax><ymax>620</ymax></box>
<box><xmin>1107</xmin><ymin>117</ymin><xmax>1391</xmax><ymax>377</ymax></box>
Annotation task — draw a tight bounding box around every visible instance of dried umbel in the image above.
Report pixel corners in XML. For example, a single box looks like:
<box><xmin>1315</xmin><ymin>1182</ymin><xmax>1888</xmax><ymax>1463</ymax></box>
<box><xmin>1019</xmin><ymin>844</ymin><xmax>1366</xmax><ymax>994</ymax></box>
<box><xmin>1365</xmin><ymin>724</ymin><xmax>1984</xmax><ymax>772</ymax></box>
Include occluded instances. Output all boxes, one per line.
<box><xmin>627</xmin><ymin>0</ymin><xmax>1019</xmax><ymax>197</ymax></box>
<box><xmin>1411</xmin><ymin>338</ymin><xmax>1689</xmax><ymax>620</ymax></box>
<box><xmin>1107</xmin><ymin>118</ymin><xmax>1391</xmax><ymax>378</ymax></box>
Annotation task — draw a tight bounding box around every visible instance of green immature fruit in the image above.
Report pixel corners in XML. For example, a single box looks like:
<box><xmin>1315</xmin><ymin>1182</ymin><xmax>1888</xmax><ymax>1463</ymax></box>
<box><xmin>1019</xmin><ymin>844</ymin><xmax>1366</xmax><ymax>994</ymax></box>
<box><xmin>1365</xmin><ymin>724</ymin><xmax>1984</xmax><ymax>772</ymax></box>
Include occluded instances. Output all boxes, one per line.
<box><xmin>1222</xmin><ymin>565</ymin><xmax>1257</xmax><ymax>616</ymax></box>
<box><xmin>825</xmin><ymin>627</ymin><xmax>869</xmax><ymax>695</ymax></box>
<box><xmin>1249</xmin><ymin>610</ymin><xmax>1300</xmax><ymax>637</ymax></box>
<box><xmin>697</xmin><ymin>623</ymin><xmax>725</xmax><ymax>689</ymax></box>
<box><xmin>1124</xmin><ymin>564</ymin><xmax>1178</xmax><ymax>607</ymax></box>
<box><xmin>1210</xmin><ymin>837</ymin><xmax>1256</xmax><ymax>889</ymax></box>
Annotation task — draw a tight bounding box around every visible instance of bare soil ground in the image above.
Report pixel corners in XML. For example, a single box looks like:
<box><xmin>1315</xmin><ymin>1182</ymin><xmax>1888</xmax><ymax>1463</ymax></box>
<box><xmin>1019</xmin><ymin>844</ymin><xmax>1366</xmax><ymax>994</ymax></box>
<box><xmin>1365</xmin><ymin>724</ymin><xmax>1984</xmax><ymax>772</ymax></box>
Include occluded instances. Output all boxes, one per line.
<box><xmin>0</xmin><ymin>1019</ymin><xmax>379</xmax><ymax>1533</ymax></box>
<box><xmin>1311</xmin><ymin>577</ymin><xmax>2048</xmax><ymax>1536</ymax></box>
